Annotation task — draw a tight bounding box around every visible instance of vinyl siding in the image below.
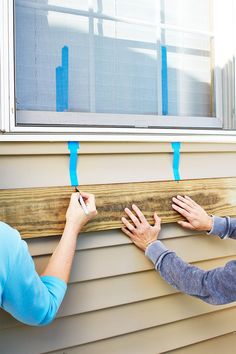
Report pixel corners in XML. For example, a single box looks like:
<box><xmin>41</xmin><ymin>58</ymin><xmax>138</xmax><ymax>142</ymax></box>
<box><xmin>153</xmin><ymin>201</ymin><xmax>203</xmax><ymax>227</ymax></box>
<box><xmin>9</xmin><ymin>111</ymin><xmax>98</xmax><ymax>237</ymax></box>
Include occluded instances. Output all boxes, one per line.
<box><xmin>1</xmin><ymin>141</ymin><xmax>236</xmax><ymax>354</ymax></box>
<box><xmin>168</xmin><ymin>332</ymin><xmax>236</xmax><ymax>354</ymax></box>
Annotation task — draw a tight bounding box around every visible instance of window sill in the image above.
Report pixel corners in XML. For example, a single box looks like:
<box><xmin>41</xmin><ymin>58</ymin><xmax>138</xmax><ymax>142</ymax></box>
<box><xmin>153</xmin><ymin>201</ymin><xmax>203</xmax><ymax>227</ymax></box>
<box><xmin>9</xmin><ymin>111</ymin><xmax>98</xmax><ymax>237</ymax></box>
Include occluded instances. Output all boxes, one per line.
<box><xmin>2</xmin><ymin>127</ymin><xmax>236</xmax><ymax>143</ymax></box>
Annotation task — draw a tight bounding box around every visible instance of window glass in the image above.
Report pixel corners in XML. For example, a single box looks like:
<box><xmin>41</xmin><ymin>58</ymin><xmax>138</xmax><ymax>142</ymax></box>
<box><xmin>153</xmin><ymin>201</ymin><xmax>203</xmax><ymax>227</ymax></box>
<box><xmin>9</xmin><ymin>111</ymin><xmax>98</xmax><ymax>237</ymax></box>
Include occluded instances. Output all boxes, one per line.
<box><xmin>164</xmin><ymin>30</ymin><xmax>213</xmax><ymax>117</ymax></box>
<box><xmin>15</xmin><ymin>0</ymin><xmax>215</xmax><ymax>121</ymax></box>
<box><xmin>162</xmin><ymin>0</ymin><xmax>212</xmax><ymax>32</ymax></box>
<box><xmin>94</xmin><ymin>19</ymin><xmax>157</xmax><ymax>114</ymax></box>
<box><xmin>16</xmin><ymin>2</ymin><xmax>90</xmax><ymax>112</ymax></box>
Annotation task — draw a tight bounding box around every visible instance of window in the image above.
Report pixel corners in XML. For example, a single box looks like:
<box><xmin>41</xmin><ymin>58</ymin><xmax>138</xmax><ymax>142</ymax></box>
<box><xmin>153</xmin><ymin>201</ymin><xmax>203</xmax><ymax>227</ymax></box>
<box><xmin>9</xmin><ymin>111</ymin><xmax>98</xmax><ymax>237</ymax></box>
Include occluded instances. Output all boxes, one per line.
<box><xmin>1</xmin><ymin>0</ymin><xmax>235</xmax><ymax>132</ymax></box>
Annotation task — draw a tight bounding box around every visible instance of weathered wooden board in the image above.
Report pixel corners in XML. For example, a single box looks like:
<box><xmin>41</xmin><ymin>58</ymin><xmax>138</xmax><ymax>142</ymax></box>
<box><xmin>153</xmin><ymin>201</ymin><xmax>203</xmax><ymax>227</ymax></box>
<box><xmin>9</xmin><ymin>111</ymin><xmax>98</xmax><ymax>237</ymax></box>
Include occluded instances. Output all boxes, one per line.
<box><xmin>1</xmin><ymin>177</ymin><xmax>236</xmax><ymax>238</ymax></box>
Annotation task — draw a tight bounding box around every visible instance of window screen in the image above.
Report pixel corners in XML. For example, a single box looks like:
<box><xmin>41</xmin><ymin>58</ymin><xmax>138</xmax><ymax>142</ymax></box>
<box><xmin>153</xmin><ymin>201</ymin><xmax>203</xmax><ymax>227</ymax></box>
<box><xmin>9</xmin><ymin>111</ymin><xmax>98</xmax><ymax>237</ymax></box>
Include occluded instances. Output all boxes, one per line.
<box><xmin>15</xmin><ymin>0</ymin><xmax>216</xmax><ymax>124</ymax></box>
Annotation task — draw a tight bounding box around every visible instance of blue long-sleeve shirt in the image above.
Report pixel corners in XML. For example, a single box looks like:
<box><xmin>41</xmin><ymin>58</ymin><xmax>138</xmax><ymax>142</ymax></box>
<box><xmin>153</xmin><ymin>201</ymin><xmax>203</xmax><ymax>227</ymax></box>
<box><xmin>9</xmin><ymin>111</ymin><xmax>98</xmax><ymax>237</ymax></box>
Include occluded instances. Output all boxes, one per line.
<box><xmin>145</xmin><ymin>216</ymin><xmax>236</xmax><ymax>305</ymax></box>
<box><xmin>0</xmin><ymin>222</ymin><xmax>67</xmax><ymax>326</ymax></box>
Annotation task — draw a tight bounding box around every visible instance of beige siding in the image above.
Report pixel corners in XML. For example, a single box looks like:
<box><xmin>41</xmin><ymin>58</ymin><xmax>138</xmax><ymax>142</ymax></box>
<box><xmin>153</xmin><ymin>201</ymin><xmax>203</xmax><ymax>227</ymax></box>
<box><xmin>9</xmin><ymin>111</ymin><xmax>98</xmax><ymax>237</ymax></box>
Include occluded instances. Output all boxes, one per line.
<box><xmin>1</xmin><ymin>142</ymin><xmax>236</xmax><ymax>189</ymax></box>
<box><xmin>167</xmin><ymin>332</ymin><xmax>236</xmax><ymax>354</ymax></box>
<box><xmin>47</xmin><ymin>309</ymin><xmax>236</xmax><ymax>354</ymax></box>
<box><xmin>1</xmin><ymin>142</ymin><xmax>236</xmax><ymax>354</ymax></box>
<box><xmin>1</xmin><ymin>150</ymin><xmax>235</xmax><ymax>186</ymax></box>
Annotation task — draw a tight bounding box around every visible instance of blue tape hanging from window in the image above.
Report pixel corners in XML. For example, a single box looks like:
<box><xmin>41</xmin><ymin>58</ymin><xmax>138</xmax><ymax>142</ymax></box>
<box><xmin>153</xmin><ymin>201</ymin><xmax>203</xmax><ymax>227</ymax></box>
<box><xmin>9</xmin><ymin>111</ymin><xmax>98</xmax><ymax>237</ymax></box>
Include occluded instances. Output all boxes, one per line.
<box><xmin>171</xmin><ymin>142</ymin><xmax>181</xmax><ymax>181</ymax></box>
<box><xmin>55</xmin><ymin>46</ymin><xmax>79</xmax><ymax>186</ymax></box>
<box><xmin>56</xmin><ymin>46</ymin><xmax>69</xmax><ymax>112</ymax></box>
<box><xmin>68</xmin><ymin>142</ymin><xmax>80</xmax><ymax>186</ymax></box>
<box><xmin>161</xmin><ymin>46</ymin><xmax>181</xmax><ymax>181</ymax></box>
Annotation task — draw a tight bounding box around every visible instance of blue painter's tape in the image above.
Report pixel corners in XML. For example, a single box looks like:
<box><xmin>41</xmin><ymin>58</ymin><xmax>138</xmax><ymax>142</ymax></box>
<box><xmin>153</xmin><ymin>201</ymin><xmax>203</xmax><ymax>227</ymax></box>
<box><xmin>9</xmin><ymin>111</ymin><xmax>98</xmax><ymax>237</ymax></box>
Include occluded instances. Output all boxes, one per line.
<box><xmin>62</xmin><ymin>46</ymin><xmax>69</xmax><ymax>111</ymax></box>
<box><xmin>161</xmin><ymin>46</ymin><xmax>168</xmax><ymax>116</ymax></box>
<box><xmin>56</xmin><ymin>66</ymin><xmax>63</xmax><ymax>112</ymax></box>
<box><xmin>62</xmin><ymin>46</ymin><xmax>69</xmax><ymax>70</ymax></box>
<box><xmin>171</xmin><ymin>142</ymin><xmax>181</xmax><ymax>181</ymax></box>
<box><xmin>161</xmin><ymin>46</ymin><xmax>181</xmax><ymax>180</ymax></box>
<box><xmin>68</xmin><ymin>142</ymin><xmax>80</xmax><ymax>186</ymax></box>
<box><xmin>56</xmin><ymin>46</ymin><xmax>69</xmax><ymax>112</ymax></box>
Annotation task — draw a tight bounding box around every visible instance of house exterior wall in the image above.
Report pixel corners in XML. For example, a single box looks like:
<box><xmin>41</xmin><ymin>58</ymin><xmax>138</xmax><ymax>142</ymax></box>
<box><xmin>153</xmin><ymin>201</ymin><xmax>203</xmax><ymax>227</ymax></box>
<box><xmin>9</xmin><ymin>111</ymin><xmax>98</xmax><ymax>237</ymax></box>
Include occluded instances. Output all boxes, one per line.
<box><xmin>1</xmin><ymin>141</ymin><xmax>236</xmax><ymax>354</ymax></box>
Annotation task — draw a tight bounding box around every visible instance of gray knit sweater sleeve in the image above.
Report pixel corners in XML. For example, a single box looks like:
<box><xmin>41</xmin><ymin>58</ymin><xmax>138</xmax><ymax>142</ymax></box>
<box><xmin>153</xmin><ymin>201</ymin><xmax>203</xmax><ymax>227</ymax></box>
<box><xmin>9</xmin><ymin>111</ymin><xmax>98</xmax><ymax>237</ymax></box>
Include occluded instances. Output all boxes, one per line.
<box><xmin>145</xmin><ymin>216</ymin><xmax>236</xmax><ymax>305</ymax></box>
<box><xmin>208</xmin><ymin>215</ymin><xmax>236</xmax><ymax>239</ymax></box>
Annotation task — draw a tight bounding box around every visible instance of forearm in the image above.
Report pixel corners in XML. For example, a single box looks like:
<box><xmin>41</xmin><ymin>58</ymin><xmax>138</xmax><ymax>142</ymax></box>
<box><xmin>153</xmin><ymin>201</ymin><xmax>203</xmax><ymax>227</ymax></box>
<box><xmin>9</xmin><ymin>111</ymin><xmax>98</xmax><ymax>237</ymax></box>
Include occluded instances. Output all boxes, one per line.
<box><xmin>155</xmin><ymin>250</ymin><xmax>214</xmax><ymax>302</ymax></box>
<box><xmin>208</xmin><ymin>216</ymin><xmax>236</xmax><ymax>240</ymax></box>
<box><xmin>41</xmin><ymin>222</ymin><xmax>80</xmax><ymax>283</ymax></box>
<box><xmin>146</xmin><ymin>240</ymin><xmax>236</xmax><ymax>305</ymax></box>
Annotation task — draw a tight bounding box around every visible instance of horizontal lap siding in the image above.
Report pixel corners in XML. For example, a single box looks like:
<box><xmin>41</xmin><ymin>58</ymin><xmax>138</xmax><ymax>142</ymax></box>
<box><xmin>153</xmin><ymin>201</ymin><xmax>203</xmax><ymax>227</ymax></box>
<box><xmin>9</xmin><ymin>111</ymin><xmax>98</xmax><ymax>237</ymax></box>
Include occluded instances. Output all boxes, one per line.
<box><xmin>1</xmin><ymin>142</ymin><xmax>236</xmax><ymax>354</ymax></box>
<box><xmin>1</xmin><ymin>145</ymin><xmax>236</xmax><ymax>189</ymax></box>
<box><xmin>1</xmin><ymin>151</ymin><xmax>235</xmax><ymax>187</ymax></box>
<box><xmin>167</xmin><ymin>332</ymin><xmax>236</xmax><ymax>354</ymax></box>
<box><xmin>1</xmin><ymin>296</ymin><xmax>235</xmax><ymax>354</ymax></box>
<box><xmin>48</xmin><ymin>309</ymin><xmax>236</xmax><ymax>354</ymax></box>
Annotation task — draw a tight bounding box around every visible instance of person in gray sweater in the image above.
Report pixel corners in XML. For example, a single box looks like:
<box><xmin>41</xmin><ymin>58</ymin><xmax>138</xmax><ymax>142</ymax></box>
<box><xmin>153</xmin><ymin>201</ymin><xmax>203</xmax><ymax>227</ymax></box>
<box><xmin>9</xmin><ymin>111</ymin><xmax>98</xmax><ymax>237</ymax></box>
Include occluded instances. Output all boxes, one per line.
<box><xmin>121</xmin><ymin>195</ymin><xmax>236</xmax><ymax>305</ymax></box>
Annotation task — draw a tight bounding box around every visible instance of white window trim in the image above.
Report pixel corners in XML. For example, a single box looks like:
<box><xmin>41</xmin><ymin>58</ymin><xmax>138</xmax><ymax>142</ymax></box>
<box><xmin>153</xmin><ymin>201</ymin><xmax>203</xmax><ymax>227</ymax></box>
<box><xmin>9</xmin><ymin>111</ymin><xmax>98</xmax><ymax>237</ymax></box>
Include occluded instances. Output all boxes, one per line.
<box><xmin>0</xmin><ymin>0</ymin><xmax>14</xmax><ymax>133</ymax></box>
<box><xmin>15</xmin><ymin>110</ymin><xmax>222</xmax><ymax>129</ymax></box>
<box><xmin>0</xmin><ymin>0</ymin><xmax>235</xmax><ymax>141</ymax></box>
<box><xmin>3</xmin><ymin>130</ymin><xmax>236</xmax><ymax>143</ymax></box>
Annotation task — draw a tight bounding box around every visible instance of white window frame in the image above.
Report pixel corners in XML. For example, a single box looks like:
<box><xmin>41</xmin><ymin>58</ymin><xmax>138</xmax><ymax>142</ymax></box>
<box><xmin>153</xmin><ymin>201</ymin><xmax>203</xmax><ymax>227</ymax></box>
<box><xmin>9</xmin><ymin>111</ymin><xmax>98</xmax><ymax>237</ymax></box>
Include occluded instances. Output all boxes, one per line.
<box><xmin>0</xmin><ymin>0</ymin><xmax>235</xmax><ymax>140</ymax></box>
<box><xmin>0</xmin><ymin>0</ymin><xmax>14</xmax><ymax>133</ymax></box>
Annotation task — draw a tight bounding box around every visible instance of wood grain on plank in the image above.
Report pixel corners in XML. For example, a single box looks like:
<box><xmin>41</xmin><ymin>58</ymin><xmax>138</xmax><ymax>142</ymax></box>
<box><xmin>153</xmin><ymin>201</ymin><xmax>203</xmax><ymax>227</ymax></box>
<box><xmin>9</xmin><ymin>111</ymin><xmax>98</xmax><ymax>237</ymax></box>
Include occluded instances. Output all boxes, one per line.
<box><xmin>1</xmin><ymin>177</ymin><xmax>236</xmax><ymax>238</ymax></box>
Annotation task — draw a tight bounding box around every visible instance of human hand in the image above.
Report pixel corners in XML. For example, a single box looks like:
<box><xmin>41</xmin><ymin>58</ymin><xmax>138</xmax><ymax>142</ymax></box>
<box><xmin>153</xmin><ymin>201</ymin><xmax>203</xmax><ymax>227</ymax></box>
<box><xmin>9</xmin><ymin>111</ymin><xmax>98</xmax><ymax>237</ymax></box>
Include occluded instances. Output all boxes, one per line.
<box><xmin>121</xmin><ymin>204</ymin><xmax>161</xmax><ymax>252</ymax></box>
<box><xmin>172</xmin><ymin>195</ymin><xmax>212</xmax><ymax>231</ymax></box>
<box><xmin>66</xmin><ymin>192</ymin><xmax>97</xmax><ymax>233</ymax></box>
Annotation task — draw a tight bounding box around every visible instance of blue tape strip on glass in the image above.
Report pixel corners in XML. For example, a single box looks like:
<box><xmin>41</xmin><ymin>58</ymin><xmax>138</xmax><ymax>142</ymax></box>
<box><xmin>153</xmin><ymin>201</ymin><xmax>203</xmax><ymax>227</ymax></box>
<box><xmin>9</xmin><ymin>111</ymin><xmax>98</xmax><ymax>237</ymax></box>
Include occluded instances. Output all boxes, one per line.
<box><xmin>171</xmin><ymin>142</ymin><xmax>181</xmax><ymax>181</ymax></box>
<box><xmin>56</xmin><ymin>46</ymin><xmax>69</xmax><ymax>112</ymax></box>
<box><xmin>161</xmin><ymin>46</ymin><xmax>168</xmax><ymax>116</ymax></box>
<box><xmin>68</xmin><ymin>142</ymin><xmax>80</xmax><ymax>186</ymax></box>
<box><xmin>56</xmin><ymin>66</ymin><xmax>63</xmax><ymax>112</ymax></box>
<box><xmin>61</xmin><ymin>46</ymin><xmax>69</xmax><ymax>111</ymax></box>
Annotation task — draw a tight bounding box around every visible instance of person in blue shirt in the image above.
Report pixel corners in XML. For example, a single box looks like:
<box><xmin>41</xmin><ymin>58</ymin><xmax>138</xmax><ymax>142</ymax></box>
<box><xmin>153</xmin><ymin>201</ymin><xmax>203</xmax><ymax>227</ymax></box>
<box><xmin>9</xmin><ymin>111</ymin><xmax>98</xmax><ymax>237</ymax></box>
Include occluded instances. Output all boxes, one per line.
<box><xmin>0</xmin><ymin>191</ymin><xmax>97</xmax><ymax>326</ymax></box>
<box><xmin>121</xmin><ymin>195</ymin><xmax>236</xmax><ymax>305</ymax></box>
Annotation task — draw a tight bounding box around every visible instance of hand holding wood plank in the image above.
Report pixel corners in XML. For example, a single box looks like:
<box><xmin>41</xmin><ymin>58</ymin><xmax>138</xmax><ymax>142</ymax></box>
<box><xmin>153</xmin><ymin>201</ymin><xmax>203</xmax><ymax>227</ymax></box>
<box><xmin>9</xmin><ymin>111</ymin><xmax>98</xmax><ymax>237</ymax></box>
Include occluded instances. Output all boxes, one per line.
<box><xmin>66</xmin><ymin>191</ymin><xmax>97</xmax><ymax>233</ymax></box>
<box><xmin>121</xmin><ymin>204</ymin><xmax>161</xmax><ymax>251</ymax></box>
<box><xmin>172</xmin><ymin>195</ymin><xmax>213</xmax><ymax>231</ymax></box>
<box><xmin>121</xmin><ymin>196</ymin><xmax>213</xmax><ymax>251</ymax></box>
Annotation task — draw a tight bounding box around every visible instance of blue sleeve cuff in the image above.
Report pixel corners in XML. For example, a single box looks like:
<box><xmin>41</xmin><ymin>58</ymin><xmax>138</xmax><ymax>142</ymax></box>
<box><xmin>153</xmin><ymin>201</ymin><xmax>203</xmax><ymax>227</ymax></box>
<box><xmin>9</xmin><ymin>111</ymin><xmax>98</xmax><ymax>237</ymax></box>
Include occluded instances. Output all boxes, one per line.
<box><xmin>145</xmin><ymin>240</ymin><xmax>173</xmax><ymax>269</ymax></box>
<box><xmin>207</xmin><ymin>216</ymin><xmax>230</xmax><ymax>239</ymax></box>
<box><xmin>40</xmin><ymin>275</ymin><xmax>67</xmax><ymax>298</ymax></box>
<box><xmin>39</xmin><ymin>276</ymin><xmax>67</xmax><ymax>325</ymax></box>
